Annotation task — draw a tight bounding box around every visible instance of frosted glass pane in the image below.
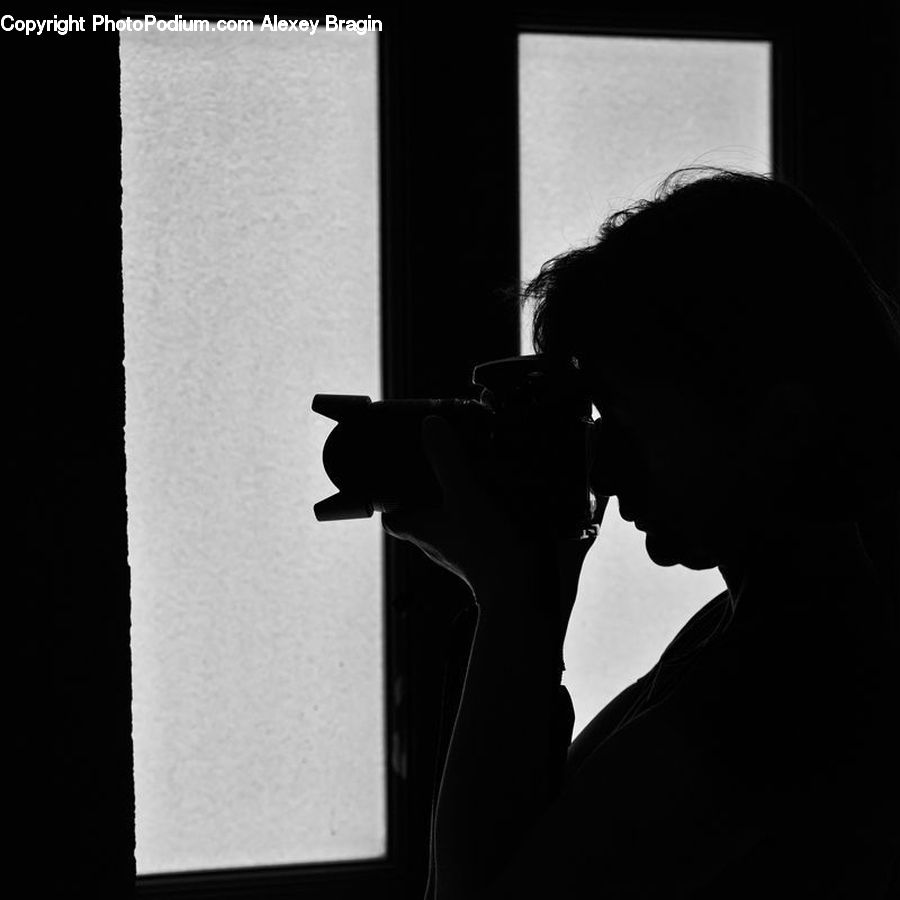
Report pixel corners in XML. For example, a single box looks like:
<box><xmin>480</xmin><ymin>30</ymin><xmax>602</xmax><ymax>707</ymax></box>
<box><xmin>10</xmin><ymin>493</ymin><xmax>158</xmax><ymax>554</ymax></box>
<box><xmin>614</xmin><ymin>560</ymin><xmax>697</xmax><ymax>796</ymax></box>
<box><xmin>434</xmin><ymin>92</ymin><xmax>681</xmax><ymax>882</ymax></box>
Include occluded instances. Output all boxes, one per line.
<box><xmin>519</xmin><ymin>35</ymin><xmax>770</xmax><ymax>737</ymax></box>
<box><xmin>123</xmin><ymin>29</ymin><xmax>384</xmax><ymax>874</ymax></box>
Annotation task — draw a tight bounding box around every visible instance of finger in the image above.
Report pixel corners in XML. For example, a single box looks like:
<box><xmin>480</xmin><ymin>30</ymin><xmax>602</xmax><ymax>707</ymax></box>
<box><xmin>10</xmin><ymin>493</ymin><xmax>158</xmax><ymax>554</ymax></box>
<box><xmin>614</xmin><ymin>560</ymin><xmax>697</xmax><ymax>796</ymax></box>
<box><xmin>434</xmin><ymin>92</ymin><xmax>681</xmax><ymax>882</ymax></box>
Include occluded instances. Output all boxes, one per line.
<box><xmin>421</xmin><ymin>415</ymin><xmax>472</xmax><ymax>496</ymax></box>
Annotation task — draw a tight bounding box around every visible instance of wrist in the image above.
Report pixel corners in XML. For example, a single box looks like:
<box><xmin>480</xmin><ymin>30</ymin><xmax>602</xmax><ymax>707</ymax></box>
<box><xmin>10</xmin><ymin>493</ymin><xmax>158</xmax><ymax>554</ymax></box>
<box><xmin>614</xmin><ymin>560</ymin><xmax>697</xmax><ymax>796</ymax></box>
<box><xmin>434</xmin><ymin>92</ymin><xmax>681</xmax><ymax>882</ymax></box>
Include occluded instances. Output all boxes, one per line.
<box><xmin>471</xmin><ymin>560</ymin><xmax>568</xmax><ymax>670</ymax></box>
<box><xmin>469</xmin><ymin>547</ymin><xmax>559</xmax><ymax>610</ymax></box>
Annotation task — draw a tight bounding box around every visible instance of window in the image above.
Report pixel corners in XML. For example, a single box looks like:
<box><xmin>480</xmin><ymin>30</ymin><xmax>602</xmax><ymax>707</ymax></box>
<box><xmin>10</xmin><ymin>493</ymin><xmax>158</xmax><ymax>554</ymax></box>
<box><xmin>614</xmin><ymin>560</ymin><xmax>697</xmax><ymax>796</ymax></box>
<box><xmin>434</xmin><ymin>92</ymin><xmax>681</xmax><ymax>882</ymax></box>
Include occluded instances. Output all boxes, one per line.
<box><xmin>519</xmin><ymin>32</ymin><xmax>771</xmax><ymax>736</ymax></box>
<box><xmin>122</xmin><ymin>26</ymin><xmax>384</xmax><ymax>875</ymax></box>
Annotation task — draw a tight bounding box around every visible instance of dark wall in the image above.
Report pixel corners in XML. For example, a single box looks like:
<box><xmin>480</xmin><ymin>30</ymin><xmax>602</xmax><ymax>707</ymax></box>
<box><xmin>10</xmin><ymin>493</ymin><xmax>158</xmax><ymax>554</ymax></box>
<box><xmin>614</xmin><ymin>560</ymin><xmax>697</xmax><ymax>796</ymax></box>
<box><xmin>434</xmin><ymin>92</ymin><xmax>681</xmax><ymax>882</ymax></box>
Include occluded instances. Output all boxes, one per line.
<box><xmin>788</xmin><ymin>6</ymin><xmax>899</xmax><ymax>297</ymax></box>
<box><xmin>7</xmin><ymin>21</ymin><xmax>134</xmax><ymax>898</ymax></box>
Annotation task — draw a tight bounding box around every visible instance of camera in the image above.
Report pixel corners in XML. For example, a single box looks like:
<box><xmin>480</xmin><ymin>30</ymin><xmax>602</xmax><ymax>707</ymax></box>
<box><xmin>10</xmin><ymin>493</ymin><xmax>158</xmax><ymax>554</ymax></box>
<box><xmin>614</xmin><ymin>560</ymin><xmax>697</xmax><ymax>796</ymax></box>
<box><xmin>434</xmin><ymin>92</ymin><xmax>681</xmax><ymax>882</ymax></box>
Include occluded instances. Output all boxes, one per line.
<box><xmin>312</xmin><ymin>355</ymin><xmax>602</xmax><ymax>539</ymax></box>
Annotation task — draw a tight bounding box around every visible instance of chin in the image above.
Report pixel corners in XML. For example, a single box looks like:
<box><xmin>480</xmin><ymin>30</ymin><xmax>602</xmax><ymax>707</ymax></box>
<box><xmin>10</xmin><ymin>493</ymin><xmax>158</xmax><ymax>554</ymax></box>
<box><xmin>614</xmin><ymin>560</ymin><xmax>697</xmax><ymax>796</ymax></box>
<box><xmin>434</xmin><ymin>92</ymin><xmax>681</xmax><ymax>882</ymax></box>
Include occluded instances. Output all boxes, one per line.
<box><xmin>644</xmin><ymin>530</ymin><xmax>719</xmax><ymax>570</ymax></box>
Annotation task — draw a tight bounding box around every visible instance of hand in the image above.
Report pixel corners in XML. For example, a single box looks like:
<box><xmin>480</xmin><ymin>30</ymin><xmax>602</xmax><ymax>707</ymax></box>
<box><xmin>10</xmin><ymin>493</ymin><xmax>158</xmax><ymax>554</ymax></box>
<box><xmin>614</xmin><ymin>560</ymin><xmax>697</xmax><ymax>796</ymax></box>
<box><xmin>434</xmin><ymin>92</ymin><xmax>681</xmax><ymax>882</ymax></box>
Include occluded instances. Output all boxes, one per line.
<box><xmin>382</xmin><ymin>415</ymin><xmax>538</xmax><ymax>597</ymax></box>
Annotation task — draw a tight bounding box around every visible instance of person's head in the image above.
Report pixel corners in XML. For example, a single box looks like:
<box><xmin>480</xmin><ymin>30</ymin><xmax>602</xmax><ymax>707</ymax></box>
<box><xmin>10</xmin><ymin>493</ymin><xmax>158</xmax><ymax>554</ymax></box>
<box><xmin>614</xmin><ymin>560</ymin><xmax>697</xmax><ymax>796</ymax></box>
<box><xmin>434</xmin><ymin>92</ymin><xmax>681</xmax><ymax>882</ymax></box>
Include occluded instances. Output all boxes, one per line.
<box><xmin>523</xmin><ymin>167</ymin><xmax>900</xmax><ymax>571</ymax></box>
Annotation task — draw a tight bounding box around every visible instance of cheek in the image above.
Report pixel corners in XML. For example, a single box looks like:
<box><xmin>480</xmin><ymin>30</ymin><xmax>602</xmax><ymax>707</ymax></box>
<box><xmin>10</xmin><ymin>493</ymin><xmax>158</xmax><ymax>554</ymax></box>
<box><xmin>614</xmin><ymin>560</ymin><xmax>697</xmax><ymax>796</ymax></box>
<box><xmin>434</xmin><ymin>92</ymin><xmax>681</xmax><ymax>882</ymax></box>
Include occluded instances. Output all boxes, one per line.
<box><xmin>644</xmin><ymin>437</ymin><xmax>719</xmax><ymax>497</ymax></box>
<box><xmin>643</xmin><ymin>432</ymin><xmax>744</xmax><ymax>530</ymax></box>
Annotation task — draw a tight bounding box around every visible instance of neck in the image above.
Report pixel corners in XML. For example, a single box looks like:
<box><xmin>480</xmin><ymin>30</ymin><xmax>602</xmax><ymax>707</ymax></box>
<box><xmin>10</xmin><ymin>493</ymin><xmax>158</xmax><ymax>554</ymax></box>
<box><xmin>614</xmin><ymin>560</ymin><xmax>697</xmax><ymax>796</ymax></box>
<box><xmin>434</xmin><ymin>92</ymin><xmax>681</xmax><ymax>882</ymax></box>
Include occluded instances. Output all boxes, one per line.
<box><xmin>717</xmin><ymin>517</ymin><xmax>884</xmax><ymax>603</ymax></box>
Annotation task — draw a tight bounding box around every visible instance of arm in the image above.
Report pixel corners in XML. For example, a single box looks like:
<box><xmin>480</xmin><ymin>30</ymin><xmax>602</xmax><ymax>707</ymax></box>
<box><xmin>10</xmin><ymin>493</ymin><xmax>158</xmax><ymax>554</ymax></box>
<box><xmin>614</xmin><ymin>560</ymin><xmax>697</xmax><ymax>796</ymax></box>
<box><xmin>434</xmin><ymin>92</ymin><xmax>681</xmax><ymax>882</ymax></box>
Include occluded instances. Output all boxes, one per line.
<box><xmin>383</xmin><ymin>416</ymin><xmax>591</xmax><ymax>897</ymax></box>
<box><xmin>431</xmin><ymin>563</ymin><xmax>576</xmax><ymax>899</ymax></box>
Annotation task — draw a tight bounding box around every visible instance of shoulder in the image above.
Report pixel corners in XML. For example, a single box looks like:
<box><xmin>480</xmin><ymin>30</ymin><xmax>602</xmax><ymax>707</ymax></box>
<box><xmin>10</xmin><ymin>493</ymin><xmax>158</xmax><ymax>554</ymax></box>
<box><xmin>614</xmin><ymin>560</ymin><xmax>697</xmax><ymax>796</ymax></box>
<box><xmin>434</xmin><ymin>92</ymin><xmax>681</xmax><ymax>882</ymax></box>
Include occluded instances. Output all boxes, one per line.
<box><xmin>565</xmin><ymin>590</ymin><xmax>731</xmax><ymax>784</ymax></box>
<box><xmin>482</xmin><ymin>652</ymin><xmax>765</xmax><ymax>899</ymax></box>
<box><xmin>663</xmin><ymin>589</ymin><xmax>733</xmax><ymax>660</ymax></box>
<box><xmin>679</xmin><ymin>570</ymin><xmax>899</xmax><ymax>820</ymax></box>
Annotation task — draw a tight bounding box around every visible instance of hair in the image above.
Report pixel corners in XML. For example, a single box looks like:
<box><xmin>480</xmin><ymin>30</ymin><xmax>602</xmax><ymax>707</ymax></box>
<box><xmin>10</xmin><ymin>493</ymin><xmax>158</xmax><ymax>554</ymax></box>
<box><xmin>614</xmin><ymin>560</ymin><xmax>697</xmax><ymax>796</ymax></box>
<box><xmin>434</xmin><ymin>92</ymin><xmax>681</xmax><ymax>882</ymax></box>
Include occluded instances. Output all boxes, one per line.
<box><xmin>523</xmin><ymin>167</ymin><xmax>900</xmax><ymax>487</ymax></box>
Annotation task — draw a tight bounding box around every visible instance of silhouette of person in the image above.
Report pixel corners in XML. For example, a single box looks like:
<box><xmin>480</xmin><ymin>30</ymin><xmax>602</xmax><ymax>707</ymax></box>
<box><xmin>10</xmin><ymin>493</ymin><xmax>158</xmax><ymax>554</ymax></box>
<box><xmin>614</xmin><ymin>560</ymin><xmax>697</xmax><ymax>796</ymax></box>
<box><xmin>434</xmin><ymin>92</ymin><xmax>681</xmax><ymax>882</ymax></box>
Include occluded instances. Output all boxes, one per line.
<box><xmin>383</xmin><ymin>168</ymin><xmax>900</xmax><ymax>898</ymax></box>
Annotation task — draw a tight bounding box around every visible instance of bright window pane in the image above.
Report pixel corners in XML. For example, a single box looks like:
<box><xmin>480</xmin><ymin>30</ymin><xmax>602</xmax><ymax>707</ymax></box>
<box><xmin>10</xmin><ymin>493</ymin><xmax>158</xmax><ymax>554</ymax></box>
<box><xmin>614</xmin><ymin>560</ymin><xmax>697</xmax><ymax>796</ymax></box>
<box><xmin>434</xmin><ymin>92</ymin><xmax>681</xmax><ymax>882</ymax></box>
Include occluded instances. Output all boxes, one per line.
<box><xmin>519</xmin><ymin>34</ymin><xmax>771</xmax><ymax>737</ymax></box>
<box><xmin>123</xmin><ymin>29</ymin><xmax>384</xmax><ymax>874</ymax></box>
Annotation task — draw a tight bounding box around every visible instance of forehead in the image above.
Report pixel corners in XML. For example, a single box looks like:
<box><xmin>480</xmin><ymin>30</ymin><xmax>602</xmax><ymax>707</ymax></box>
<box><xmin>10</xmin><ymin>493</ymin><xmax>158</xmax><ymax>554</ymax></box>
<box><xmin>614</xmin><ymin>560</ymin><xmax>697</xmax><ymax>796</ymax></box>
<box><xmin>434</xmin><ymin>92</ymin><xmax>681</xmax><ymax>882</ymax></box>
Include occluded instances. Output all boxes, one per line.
<box><xmin>581</xmin><ymin>355</ymin><xmax>660</xmax><ymax>406</ymax></box>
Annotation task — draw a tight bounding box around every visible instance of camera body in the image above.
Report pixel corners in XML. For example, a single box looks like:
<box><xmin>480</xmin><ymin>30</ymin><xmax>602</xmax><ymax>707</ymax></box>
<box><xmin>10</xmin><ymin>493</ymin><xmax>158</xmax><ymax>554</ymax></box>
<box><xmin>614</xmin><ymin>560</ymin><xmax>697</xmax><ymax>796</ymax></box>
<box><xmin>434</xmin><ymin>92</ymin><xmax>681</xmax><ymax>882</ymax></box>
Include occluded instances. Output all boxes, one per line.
<box><xmin>312</xmin><ymin>355</ymin><xmax>601</xmax><ymax>539</ymax></box>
